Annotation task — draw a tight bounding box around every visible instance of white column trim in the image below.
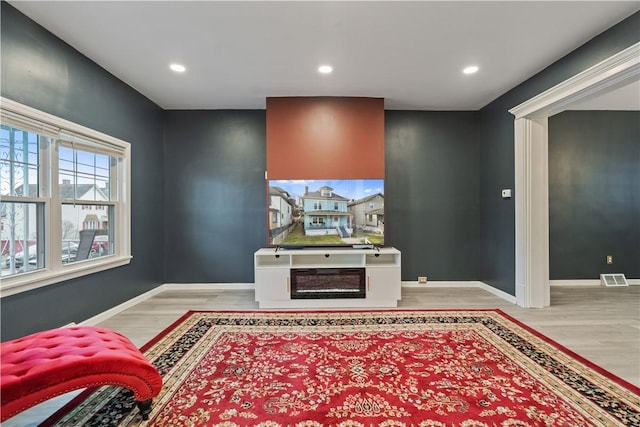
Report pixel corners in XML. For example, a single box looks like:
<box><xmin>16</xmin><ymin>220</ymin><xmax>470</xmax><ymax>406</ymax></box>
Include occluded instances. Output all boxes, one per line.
<box><xmin>514</xmin><ymin>117</ymin><xmax>549</xmax><ymax>308</ymax></box>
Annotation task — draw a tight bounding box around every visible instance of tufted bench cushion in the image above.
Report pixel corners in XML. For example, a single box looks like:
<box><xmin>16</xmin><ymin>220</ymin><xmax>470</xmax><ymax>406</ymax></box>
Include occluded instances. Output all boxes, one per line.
<box><xmin>0</xmin><ymin>326</ymin><xmax>162</xmax><ymax>422</ymax></box>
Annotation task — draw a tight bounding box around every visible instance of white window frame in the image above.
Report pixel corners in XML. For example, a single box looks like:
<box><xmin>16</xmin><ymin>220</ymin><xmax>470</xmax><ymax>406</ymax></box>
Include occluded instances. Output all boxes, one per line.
<box><xmin>0</xmin><ymin>97</ymin><xmax>132</xmax><ymax>297</ymax></box>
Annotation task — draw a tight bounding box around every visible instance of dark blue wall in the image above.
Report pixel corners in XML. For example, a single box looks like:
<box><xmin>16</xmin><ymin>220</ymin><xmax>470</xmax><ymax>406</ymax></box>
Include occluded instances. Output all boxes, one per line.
<box><xmin>162</xmin><ymin>110</ymin><xmax>481</xmax><ymax>283</ymax></box>
<box><xmin>1</xmin><ymin>3</ymin><xmax>165</xmax><ymax>340</ymax></box>
<box><xmin>549</xmin><ymin>111</ymin><xmax>640</xmax><ymax>279</ymax></box>
<box><xmin>385</xmin><ymin>112</ymin><xmax>480</xmax><ymax>280</ymax></box>
<box><xmin>478</xmin><ymin>12</ymin><xmax>640</xmax><ymax>295</ymax></box>
<box><xmin>163</xmin><ymin>111</ymin><xmax>267</xmax><ymax>283</ymax></box>
<box><xmin>478</xmin><ymin>104</ymin><xmax>516</xmax><ymax>293</ymax></box>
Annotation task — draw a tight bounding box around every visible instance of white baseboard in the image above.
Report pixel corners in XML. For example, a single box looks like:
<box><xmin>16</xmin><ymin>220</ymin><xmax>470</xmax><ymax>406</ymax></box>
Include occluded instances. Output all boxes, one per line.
<box><xmin>402</xmin><ymin>280</ymin><xmax>517</xmax><ymax>305</ymax></box>
<box><xmin>402</xmin><ymin>281</ymin><xmax>478</xmax><ymax>288</ymax></box>
<box><xmin>79</xmin><ymin>285</ymin><xmax>166</xmax><ymax>326</ymax></box>
<box><xmin>549</xmin><ymin>280</ymin><xmax>600</xmax><ymax>287</ymax></box>
<box><xmin>550</xmin><ymin>279</ymin><xmax>640</xmax><ymax>286</ymax></box>
<box><xmin>163</xmin><ymin>283</ymin><xmax>255</xmax><ymax>290</ymax></box>
<box><xmin>477</xmin><ymin>281</ymin><xmax>517</xmax><ymax>304</ymax></box>
<box><xmin>79</xmin><ymin>283</ymin><xmax>255</xmax><ymax>325</ymax></box>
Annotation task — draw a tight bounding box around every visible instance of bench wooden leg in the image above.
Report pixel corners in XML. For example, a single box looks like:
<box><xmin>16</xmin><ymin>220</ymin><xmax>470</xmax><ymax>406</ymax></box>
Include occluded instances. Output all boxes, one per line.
<box><xmin>137</xmin><ymin>399</ymin><xmax>153</xmax><ymax>420</ymax></box>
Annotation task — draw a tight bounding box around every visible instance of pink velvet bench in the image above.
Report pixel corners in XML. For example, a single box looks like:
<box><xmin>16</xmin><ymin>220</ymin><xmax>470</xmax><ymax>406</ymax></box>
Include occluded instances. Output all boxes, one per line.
<box><xmin>0</xmin><ymin>326</ymin><xmax>162</xmax><ymax>422</ymax></box>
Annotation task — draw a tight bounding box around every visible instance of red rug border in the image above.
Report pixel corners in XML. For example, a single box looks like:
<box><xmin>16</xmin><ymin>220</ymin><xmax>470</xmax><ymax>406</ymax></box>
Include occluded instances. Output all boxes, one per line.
<box><xmin>38</xmin><ymin>308</ymin><xmax>640</xmax><ymax>426</ymax></box>
<box><xmin>140</xmin><ymin>308</ymin><xmax>508</xmax><ymax>352</ymax></box>
<box><xmin>493</xmin><ymin>309</ymin><xmax>640</xmax><ymax>395</ymax></box>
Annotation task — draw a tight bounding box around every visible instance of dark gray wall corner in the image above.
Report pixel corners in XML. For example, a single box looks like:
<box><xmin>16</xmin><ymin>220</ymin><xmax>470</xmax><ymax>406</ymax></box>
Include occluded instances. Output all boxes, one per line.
<box><xmin>478</xmin><ymin>106</ymin><xmax>516</xmax><ymax>294</ymax></box>
<box><xmin>549</xmin><ymin>111</ymin><xmax>640</xmax><ymax>279</ymax></box>
<box><xmin>385</xmin><ymin>111</ymin><xmax>480</xmax><ymax>281</ymax></box>
<box><xmin>1</xmin><ymin>3</ymin><xmax>165</xmax><ymax>340</ymax></box>
<box><xmin>478</xmin><ymin>11</ymin><xmax>640</xmax><ymax>296</ymax></box>
<box><xmin>163</xmin><ymin>111</ymin><xmax>267</xmax><ymax>283</ymax></box>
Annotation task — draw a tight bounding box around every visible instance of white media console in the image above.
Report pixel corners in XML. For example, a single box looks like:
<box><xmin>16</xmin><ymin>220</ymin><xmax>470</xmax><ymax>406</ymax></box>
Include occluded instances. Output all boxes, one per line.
<box><xmin>254</xmin><ymin>247</ymin><xmax>401</xmax><ymax>308</ymax></box>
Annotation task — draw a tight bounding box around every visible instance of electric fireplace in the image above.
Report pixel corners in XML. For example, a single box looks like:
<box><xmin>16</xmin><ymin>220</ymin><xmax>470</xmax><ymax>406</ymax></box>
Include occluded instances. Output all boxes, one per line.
<box><xmin>290</xmin><ymin>268</ymin><xmax>366</xmax><ymax>299</ymax></box>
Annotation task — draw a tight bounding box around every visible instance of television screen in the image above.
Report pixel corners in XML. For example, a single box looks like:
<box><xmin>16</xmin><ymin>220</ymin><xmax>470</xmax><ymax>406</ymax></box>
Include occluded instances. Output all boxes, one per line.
<box><xmin>267</xmin><ymin>179</ymin><xmax>384</xmax><ymax>247</ymax></box>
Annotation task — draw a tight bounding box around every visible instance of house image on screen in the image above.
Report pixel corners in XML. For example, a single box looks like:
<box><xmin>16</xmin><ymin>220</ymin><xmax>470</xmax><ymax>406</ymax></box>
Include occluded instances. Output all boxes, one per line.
<box><xmin>269</xmin><ymin>186</ymin><xmax>296</xmax><ymax>244</ymax></box>
<box><xmin>348</xmin><ymin>193</ymin><xmax>384</xmax><ymax>234</ymax></box>
<box><xmin>302</xmin><ymin>186</ymin><xmax>352</xmax><ymax>237</ymax></box>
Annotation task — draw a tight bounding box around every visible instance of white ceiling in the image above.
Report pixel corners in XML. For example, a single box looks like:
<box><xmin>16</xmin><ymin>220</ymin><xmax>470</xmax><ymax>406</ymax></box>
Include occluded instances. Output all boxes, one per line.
<box><xmin>8</xmin><ymin>1</ymin><xmax>640</xmax><ymax>111</ymax></box>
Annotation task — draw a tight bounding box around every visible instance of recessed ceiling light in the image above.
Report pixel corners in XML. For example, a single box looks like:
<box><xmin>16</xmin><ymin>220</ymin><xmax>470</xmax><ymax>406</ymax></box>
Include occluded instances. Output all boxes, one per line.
<box><xmin>318</xmin><ymin>65</ymin><xmax>333</xmax><ymax>74</ymax></box>
<box><xmin>170</xmin><ymin>63</ymin><xmax>186</xmax><ymax>73</ymax></box>
<box><xmin>463</xmin><ymin>65</ymin><xmax>479</xmax><ymax>75</ymax></box>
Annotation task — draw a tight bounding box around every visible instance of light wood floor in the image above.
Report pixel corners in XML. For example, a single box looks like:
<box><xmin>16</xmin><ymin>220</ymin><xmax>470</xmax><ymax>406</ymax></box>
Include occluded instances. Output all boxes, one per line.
<box><xmin>5</xmin><ymin>285</ymin><xmax>639</xmax><ymax>426</ymax></box>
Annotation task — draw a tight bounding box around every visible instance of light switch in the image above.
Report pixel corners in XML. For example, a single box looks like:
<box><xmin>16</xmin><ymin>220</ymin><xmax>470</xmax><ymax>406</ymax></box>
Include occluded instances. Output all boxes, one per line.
<box><xmin>501</xmin><ymin>189</ymin><xmax>512</xmax><ymax>199</ymax></box>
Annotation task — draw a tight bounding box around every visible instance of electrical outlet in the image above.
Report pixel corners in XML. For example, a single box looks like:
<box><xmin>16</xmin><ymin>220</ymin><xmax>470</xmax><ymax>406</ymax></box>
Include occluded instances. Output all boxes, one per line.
<box><xmin>607</xmin><ymin>255</ymin><xmax>613</xmax><ymax>265</ymax></box>
<box><xmin>418</xmin><ymin>276</ymin><xmax>428</xmax><ymax>284</ymax></box>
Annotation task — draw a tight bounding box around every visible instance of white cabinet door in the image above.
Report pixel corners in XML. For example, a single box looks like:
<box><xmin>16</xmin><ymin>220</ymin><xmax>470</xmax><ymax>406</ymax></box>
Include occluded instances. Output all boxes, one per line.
<box><xmin>366</xmin><ymin>267</ymin><xmax>401</xmax><ymax>301</ymax></box>
<box><xmin>255</xmin><ymin>268</ymin><xmax>290</xmax><ymax>301</ymax></box>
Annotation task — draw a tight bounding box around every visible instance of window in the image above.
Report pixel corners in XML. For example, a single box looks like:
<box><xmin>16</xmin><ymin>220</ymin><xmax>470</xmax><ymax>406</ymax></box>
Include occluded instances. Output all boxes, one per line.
<box><xmin>0</xmin><ymin>126</ymin><xmax>45</xmax><ymax>276</ymax></box>
<box><xmin>59</xmin><ymin>146</ymin><xmax>114</xmax><ymax>262</ymax></box>
<box><xmin>334</xmin><ymin>202</ymin><xmax>339</xmax><ymax>210</ymax></box>
<box><xmin>314</xmin><ymin>201</ymin><xmax>321</xmax><ymax>210</ymax></box>
<box><xmin>320</xmin><ymin>187</ymin><xmax>333</xmax><ymax>197</ymax></box>
<box><xmin>1</xmin><ymin>97</ymin><xmax>131</xmax><ymax>297</ymax></box>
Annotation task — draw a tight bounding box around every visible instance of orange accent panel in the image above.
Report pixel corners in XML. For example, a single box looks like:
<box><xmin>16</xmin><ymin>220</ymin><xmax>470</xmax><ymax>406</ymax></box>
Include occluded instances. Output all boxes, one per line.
<box><xmin>266</xmin><ymin>97</ymin><xmax>384</xmax><ymax>179</ymax></box>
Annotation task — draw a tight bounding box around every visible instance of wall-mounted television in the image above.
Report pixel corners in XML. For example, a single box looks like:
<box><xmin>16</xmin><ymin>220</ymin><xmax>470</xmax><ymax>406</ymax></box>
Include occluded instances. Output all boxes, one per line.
<box><xmin>267</xmin><ymin>179</ymin><xmax>384</xmax><ymax>247</ymax></box>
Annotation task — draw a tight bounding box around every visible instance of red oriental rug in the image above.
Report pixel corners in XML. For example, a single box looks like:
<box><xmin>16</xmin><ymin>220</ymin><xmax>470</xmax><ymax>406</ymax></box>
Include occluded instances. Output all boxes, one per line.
<box><xmin>44</xmin><ymin>310</ymin><xmax>640</xmax><ymax>426</ymax></box>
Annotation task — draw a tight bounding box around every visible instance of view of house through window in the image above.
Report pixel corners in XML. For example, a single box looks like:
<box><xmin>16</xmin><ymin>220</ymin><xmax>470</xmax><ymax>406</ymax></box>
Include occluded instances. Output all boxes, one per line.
<box><xmin>59</xmin><ymin>146</ymin><xmax>115</xmax><ymax>263</ymax></box>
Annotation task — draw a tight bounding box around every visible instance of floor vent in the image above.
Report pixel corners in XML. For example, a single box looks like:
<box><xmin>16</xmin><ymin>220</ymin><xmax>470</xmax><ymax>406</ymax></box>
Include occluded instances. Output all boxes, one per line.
<box><xmin>600</xmin><ymin>273</ymin><xmax>629</xmax><ymax>287</ymax></box>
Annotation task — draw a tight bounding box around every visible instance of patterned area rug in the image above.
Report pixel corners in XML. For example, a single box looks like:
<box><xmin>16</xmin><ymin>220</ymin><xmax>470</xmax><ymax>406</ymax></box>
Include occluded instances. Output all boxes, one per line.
<box><xmin>44</xmin><ymin>310</ymin><xmax>640</xmax><ymax>426</ymax></box>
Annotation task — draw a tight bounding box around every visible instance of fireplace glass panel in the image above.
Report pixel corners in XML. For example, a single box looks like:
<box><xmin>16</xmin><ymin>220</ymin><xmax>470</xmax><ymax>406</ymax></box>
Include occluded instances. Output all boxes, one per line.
<box><xmin>291</xmin><ymin>268</ymin><xmax>365</xmax><ymax>299</ymax></box>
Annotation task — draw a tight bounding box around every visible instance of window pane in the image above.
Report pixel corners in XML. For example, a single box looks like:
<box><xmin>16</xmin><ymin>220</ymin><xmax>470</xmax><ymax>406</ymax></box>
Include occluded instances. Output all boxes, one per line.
<box><xmin>58</xmin><ymin>147</ymin><xmax>112</xmax><ymax>201</ymax></box>
<box><xmin>1</xmin><ymin>202</ymin><xmax>42</xmax><ymax>276</ymax></box>
<box><xmin>0</xmin><ymin>125</ymin><xmax>40</xmax><ymax>197</ymax></box>
<box><xmin>61</xmin><ymin>203</ymin><xmax>113</xmax><ymax>263</ymax></box>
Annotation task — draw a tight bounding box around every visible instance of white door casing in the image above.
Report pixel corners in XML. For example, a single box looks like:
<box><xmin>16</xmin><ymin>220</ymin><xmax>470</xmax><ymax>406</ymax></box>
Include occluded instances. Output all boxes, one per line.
<box><xmin>509</xmin><ymin>42</ymin><xmax>640</xmax><ymax>308</ymax></box>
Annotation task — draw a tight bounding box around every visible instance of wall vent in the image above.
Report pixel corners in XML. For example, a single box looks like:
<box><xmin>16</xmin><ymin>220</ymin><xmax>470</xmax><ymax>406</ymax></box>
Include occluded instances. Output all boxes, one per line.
<box><xmin>600</xmin><ymin>273</ymin><xmax>628</xmax><ymax>287</ymax></box>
